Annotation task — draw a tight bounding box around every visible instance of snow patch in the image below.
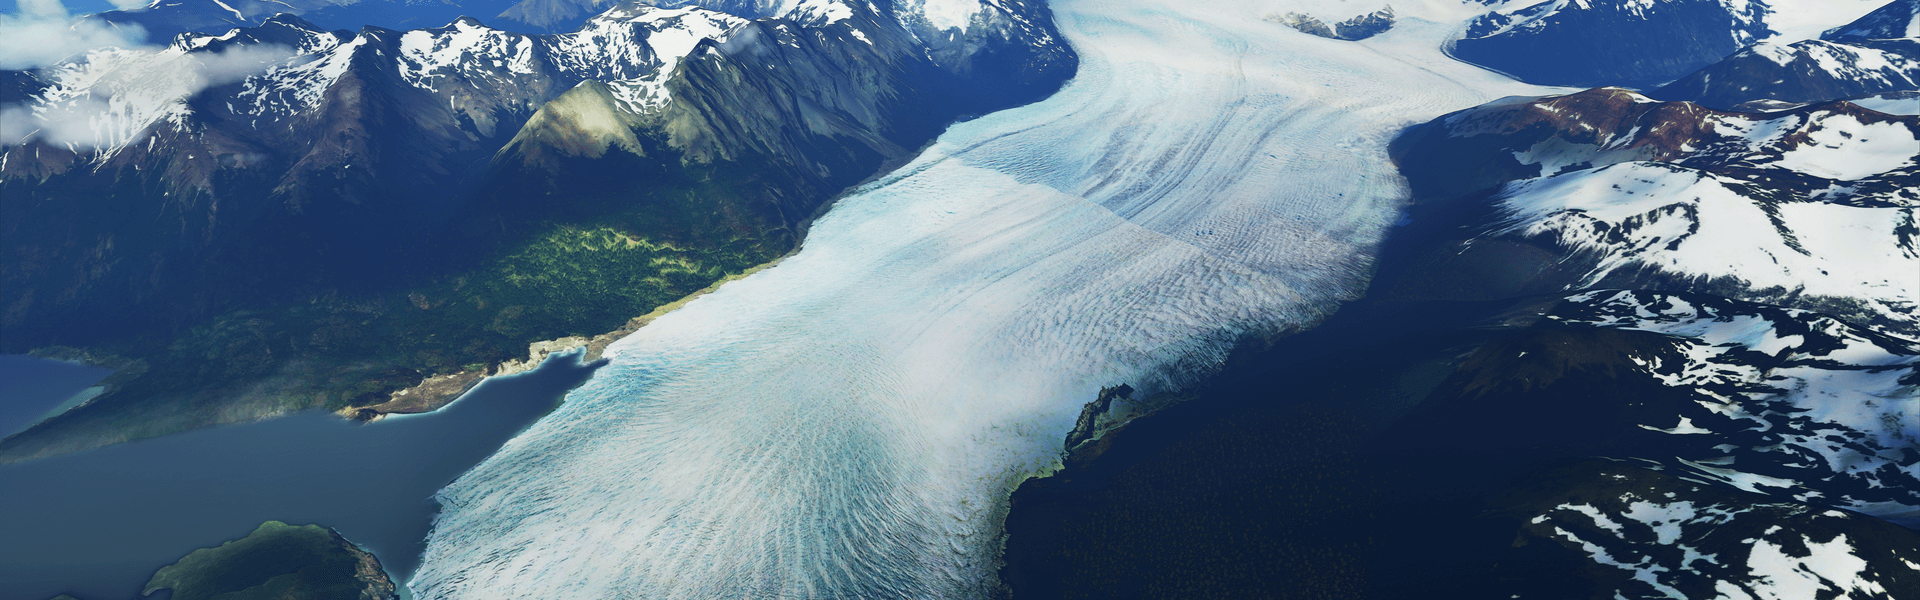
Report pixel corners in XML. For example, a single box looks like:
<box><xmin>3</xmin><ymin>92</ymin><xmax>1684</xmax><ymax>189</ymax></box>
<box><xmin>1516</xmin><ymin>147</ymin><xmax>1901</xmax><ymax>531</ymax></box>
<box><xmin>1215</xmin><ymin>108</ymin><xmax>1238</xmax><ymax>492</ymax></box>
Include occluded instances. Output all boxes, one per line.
<box><xmin>1639</xmin><ymin>416</ymin><xmax>1713</xmax><ymax>435</ymax></box>
<box><xmin>919</xmin><ymin>0</ymin><xmax>981</xmax><ymax>30</ymax></box>
<box><xmin>1848</xmin><ymin>94</ymin><xmax>1920</xmax><ymax>116</ymax></box>
<box><xmin>1770</xmin><ymin>115</ymin><xmax>1918</xmax><ymax>180</ymax></box>
<box><xmin>1492</xmin><ymin>162</ymin><xmax>1918</xmax><ymax>336</ymax></box>
<box><xmin>1745</xmin><ymin>534</ymin><xmax>1889</xmax><ymax>598</ymax></box>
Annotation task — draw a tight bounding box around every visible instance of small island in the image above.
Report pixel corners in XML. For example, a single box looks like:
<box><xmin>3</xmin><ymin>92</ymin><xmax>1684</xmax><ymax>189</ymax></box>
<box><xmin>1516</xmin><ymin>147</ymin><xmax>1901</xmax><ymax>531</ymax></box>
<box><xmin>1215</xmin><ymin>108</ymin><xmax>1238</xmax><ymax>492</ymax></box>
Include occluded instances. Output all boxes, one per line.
<box><xmin>143</xmin><ymin>521</ymin><xmax>396</xmax><ymax>600</ymax></box>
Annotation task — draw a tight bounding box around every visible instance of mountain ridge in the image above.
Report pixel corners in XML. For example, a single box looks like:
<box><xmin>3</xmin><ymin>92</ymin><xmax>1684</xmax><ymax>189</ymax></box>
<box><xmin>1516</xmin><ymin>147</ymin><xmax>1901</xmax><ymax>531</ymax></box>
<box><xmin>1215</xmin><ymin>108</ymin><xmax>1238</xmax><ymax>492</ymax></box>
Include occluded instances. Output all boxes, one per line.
<box><xmin>0</xmin><ymin>0</ymin><xmax>1077</xmax><ymax>462</ymax></box>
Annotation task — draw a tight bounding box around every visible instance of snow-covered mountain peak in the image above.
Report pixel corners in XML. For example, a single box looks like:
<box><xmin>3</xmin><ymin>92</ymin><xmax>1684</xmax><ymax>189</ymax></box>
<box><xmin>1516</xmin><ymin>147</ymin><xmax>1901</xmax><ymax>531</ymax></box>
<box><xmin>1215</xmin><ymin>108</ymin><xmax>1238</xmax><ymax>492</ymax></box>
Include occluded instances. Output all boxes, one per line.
<box><xmin>902</xmin><ymin>0</ymin><xmax>983</xmax><ymax>31</ymax></box>
<box><xmin>1823</xmin><ymin>0</ymin><xmax>1920</xmax><ymax>41</ymax></box>
<box><xmin>1436</xmin><ymin>88</ymin><xmax>1920</xmax><ymax>189</ymax></box>
<box><xmin>585</xmin><ymin>1</ymin><xmax>748</xmax><ymax>30</ymax></box>
<box><xmin>171</xmin><ymin>14</ymin><xmax>347</xmax><ymax>54</ymax></box>
<box><xmin>1450</xmin><ymin>0</ymin><xmax>1899</xmax><ymax>87</ymax></box>
<box><xmin>779</xmin><ymin>0</ymin><xmax>856</xmax><ymax>25</ymax></box>
<box><xmin>1762</xmin><ymin>0</ymin><xmax>1897</xmax><ymax>43</ymax></box>
<box><xmin>5</xmin><ymin>0</ymin><xmax>770</xmax><ymax>167</ymax></box>
<box><xmin>7</xmin><ymin>35</ymin><xmax>315</xmax><ymax>154</ymax></box>
<box><xmin>1462</xmin><ymin>0</ymin><xmax>1767</xmax><ymax>44</ymax></box>
<box><xmin>765</xmin><ymin>0</ymin><xmax>986</xmax><ymax>35</ymax></box>
<box><xmin>1650</xmin><ymin>0</ymin><xmax>1920</xmax><ymax>112</ymax></box>
<box><xmin>638</xmin><ymin>0</ymin><xmax>785</xmax><ymax>19</ymax></box>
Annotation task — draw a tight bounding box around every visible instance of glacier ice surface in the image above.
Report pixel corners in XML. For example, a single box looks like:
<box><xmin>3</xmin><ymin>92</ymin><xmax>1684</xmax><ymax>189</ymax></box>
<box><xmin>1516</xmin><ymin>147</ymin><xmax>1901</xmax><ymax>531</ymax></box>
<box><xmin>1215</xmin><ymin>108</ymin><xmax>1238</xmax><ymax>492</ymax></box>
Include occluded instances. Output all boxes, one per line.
<box><xmin>408</xmin><ymin>1</ymin><xmax>1553</xmax><ymax>598</ymax></box>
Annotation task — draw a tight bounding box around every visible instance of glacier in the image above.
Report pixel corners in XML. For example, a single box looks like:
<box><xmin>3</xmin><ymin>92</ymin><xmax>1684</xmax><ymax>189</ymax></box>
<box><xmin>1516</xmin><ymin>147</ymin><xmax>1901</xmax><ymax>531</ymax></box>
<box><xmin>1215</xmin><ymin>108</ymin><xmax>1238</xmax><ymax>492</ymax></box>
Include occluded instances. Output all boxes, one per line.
<box><xmin>408</xmin><ymin>0</ymin><xmax>1554</xmax><ymax>597</ymax></box>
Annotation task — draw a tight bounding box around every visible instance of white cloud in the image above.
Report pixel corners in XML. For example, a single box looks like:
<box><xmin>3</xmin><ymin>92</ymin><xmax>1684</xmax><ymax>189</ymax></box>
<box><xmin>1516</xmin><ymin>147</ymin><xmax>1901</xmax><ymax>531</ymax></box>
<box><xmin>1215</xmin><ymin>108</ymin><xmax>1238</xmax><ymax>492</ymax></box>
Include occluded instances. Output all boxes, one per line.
<box><xmin>5</xmin><ymin>44</ymin><xmax>297</xmax><ymax>148</ymax></box>
<box><xmin>1</xmin><ymin>96</ymin><xmax>115</xmax><ymax>147</ymax></box>
<box><xmin>187</xmin><ymin>43</ymin><xmax>292</xmax><ymax>87</ymax></box>
<box><xmin>0</xmin><ymin>0</ymin><xmax>151</xmax><ymax>70</ymax></box>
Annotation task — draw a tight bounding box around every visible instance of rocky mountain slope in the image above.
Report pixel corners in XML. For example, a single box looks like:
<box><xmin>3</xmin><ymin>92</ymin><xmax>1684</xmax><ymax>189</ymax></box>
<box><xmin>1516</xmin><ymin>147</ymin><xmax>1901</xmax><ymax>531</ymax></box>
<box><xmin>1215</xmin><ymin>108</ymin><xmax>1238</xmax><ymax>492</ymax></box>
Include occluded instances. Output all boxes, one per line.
<box><xmin>1362</xmin><ymin>70</ymin><xmax>1917</xmax><ymax>597</ymax></box>
<box><xmin>1395</xmin><ymin>290</ymin><xmax>1920</xmax><ymax>596</ymax></box>
<box><xmin>0</xmin><ymin>0</ymin><xmax>1075</xmax><ymax>461</ymax></box>
<box><xmin>1827</xmin><ymin>0</ymin><xmax>1920</xmax><ymax>39</ymax></box>
<box><xmin>1449</xmin><ymin>0</ymin><xmax>1891</xmax><ymax>88</ymax></box>
<box><xmin>82</xmin><ymin>0</ymin><xmax>523</xmax><ymax>43</ymax></box>
<box><xmin>1502</xmin><ymin>460</ymin><xmax>1919</xmax><ymax>599</ymax></box>
<box><xmin>1418</xmin><ymin>290</ymin><xmax>1920</xmax><ymax>527</ymax></box>
<box><xmin>493</xmin><ymin>0</ymin><xmax>776</xmax><ymax>32</ymax></box>
<box><xmin>1653</xmin><ymin>0</ymin><xmax>1920</xmax><ymax>110</ymax></box>
<box><xmin>1450</xmin><ymin>0</ymin><xmax>1771</xmax><ymax>88</ymax></box>
<box><xmin>1385</xmin><ymin>87</ymin><xmax>1918</xmax><ymax>339</ymax></box>
<box><xmin>1268</xmin><ymin>6</ymin><xmax>1395</xmax><ymax>42</ymax></box>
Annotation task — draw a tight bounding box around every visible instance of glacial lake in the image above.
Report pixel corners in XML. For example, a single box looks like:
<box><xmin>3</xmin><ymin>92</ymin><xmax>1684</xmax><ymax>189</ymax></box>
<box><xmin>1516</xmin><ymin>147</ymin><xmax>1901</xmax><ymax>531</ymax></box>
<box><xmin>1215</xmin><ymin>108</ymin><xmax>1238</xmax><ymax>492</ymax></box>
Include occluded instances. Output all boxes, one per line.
<box><xmin>0</xmin><ymin>352</ymin><xmax>600</xmax><ymax>600</ymax></box>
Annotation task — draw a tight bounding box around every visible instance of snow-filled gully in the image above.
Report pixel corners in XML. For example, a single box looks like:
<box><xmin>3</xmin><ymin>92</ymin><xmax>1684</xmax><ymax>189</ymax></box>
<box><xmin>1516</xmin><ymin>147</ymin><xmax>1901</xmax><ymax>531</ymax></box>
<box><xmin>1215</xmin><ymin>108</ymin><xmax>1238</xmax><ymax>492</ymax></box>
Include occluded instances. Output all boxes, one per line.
<box><xmin>409</xmin><ymin>1</ymin><xmax>1551</xmax><ymax>597</ymax></box>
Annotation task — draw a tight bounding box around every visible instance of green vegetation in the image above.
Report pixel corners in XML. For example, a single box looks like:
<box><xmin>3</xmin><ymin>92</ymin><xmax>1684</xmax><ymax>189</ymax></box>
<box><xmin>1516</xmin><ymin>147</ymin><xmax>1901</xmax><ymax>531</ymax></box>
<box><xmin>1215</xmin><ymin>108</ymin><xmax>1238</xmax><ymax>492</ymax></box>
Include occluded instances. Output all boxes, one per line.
<box><xmin>144</xmin><ymin>521</ymin><xmax>395</xmax><ymax>600</ymax></box>
<box><xmin>1</xmin><ymin>100</ymin><xmax>816</xmax><ymax>463</ymax></box>
<box><xmin>389</xmin><ymin>223</ymin><xmax>773</xmax><ymax>372</ymax></box>
<box><xmin>107</xmin><ymin>220</ymin><xmax>766</xmax><ymax>406</ymax></box>
<box><xmin>2</xmin><ymin>198</ymin><xmax>785</xmax><ymax>461</ymax></box>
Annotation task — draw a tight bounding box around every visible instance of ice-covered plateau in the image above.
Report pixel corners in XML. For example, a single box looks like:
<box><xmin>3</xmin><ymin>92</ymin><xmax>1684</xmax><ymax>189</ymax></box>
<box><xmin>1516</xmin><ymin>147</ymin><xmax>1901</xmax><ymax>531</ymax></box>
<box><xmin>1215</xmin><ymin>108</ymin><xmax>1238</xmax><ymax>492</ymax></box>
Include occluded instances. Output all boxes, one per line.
<box><xmin>407</xmin><ymin>0</ymin><xmax>1574</xmax><ymax>597</ymax></box>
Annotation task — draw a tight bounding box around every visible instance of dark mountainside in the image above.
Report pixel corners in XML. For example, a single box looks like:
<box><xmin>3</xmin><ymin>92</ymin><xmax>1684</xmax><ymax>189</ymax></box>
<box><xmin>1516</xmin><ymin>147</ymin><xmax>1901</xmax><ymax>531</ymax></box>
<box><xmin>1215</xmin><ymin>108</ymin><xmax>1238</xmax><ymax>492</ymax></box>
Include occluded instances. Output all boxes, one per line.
<box><xmin>1001</xmin><ymin>292</ymin><xmax>1920</xmax><ymax>599</ymax></box>
<box><xmin>1449</xmin><ymin>0</ymin><xmax>1771</xmax><ymax>88</ymax></box>
<box><xmin>0</xmin><ymin>70</ymin><xmax>47</xmax><ymax>107</ymax></box>
<box><xmin>1652</xmin><ymin>1</ymin><xmax>1920</xmax><ymax>110</ymax></box>
<box><xmin>0</xmin><ymin>0</ymin><xmax>1078</xmax><ymax>461</ymax></box>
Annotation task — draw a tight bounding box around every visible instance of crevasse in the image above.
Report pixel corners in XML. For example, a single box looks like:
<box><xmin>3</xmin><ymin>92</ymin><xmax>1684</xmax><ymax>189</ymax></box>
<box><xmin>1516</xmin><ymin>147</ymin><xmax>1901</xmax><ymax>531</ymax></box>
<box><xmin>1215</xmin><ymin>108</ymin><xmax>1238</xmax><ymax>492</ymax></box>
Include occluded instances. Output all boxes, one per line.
<box><xmin>409</xmin><ymin>0</ymin><xmax>1548</xmax><ymax>597</ymax></box>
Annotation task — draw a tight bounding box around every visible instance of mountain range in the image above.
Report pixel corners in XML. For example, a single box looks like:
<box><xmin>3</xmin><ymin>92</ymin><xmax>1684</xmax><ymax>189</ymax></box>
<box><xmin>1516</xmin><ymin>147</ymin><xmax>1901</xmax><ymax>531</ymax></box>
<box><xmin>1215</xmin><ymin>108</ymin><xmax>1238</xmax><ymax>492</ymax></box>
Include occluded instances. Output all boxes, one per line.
<box><xmin>0</xmin><ymin>0</ymin><xmax>1075</xmax><ymax>461</ymax></box>
<box><xmin>1654</xmin><ymin>0</ymin><xmax>1920</xmax><ymax>109</ymax></box>
<box><xmin>1452</xmin><ymin>0</ymin><xmax>1911</xmax><ymax>88</ymax></box>
<box><xmin>1387</xmin><ymin>88</ymin><xmax>1916</xmax><ymax>338</ymax></box>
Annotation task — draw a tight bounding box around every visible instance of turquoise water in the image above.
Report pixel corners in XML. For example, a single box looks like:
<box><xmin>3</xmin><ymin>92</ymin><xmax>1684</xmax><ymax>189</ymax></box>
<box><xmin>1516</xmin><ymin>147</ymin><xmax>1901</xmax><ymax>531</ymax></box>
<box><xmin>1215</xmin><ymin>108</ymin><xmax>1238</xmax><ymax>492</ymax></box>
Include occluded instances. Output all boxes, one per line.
<box><xmin>0</xmin><ymin>352</ymin><xmax>599</xmax><ymax>600</ymax></box>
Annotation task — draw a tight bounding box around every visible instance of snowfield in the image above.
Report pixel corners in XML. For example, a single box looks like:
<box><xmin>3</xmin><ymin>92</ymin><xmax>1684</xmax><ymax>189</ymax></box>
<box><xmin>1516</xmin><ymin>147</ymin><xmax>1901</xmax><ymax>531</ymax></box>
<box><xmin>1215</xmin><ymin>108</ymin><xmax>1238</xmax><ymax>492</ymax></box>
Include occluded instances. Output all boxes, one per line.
<box><xmin>407</xmin><ymin>0</ymin><xmax>1556</xmax><ymax>597</ymax></box>
<box><xmin>1492</xmin><ymin>162</ymin><xmax>1917</xmax><ymax>327</ymax></box>
<box><xmin>1484</xmin><ymin>102</ymin><xmax>1920</xmax><ymax>339</ymax></box>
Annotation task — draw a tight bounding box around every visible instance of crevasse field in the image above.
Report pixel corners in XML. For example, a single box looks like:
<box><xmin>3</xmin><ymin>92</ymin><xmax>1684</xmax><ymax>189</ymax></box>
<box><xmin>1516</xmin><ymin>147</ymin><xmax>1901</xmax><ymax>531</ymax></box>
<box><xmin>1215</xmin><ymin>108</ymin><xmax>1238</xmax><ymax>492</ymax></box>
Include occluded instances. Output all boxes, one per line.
<box><xmin>410</xmin><ymin>1</ymin><xmax>1551</xmax><ymax>597</ymax></box>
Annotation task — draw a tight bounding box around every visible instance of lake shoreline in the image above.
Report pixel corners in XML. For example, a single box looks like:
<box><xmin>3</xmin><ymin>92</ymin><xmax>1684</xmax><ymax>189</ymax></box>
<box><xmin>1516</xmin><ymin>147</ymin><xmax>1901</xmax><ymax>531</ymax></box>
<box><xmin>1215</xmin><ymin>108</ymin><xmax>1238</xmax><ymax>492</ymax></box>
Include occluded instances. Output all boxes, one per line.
<box><xmin>1</xmin><ymin>255</ymin><xmax>791</xmax><ymax>464</ymax></box>
<box><xmin>0</xmin><ymin>348</ymin><xmax>604</xmax><ymax>600</ymax></box>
